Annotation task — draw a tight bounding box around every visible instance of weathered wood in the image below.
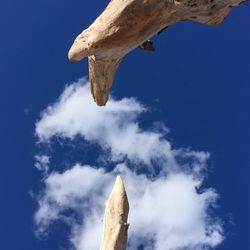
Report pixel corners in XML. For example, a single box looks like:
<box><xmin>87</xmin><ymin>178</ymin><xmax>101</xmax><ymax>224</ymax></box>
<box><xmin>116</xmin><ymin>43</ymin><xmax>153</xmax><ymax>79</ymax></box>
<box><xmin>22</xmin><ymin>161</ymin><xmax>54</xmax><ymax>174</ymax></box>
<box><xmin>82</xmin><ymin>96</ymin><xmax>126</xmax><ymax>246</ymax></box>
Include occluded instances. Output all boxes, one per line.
<box><xmin>68</xmin><ymin>0</ymin><xmax>246</xmax><ymax>106</ymax></box>
<box><xmin>100</xmin><ymin>175</ymin><xmax>129</xmax><ymax>250</ymax></box>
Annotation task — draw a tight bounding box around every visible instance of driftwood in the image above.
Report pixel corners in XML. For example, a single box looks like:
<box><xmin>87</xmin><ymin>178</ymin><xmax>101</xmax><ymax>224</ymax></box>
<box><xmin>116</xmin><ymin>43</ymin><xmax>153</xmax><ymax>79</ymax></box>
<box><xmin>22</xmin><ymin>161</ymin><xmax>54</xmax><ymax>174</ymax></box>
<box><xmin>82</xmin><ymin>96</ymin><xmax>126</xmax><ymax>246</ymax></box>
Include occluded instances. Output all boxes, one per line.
<box><xmin>68</xmin><ymin>0</ymin><xmax>246</xmax><ymax>106</ymax></box>
<box><xmin>100</xmin><ymin>175</ymin><xmax>129</xmax><ymax>250</ymax></box>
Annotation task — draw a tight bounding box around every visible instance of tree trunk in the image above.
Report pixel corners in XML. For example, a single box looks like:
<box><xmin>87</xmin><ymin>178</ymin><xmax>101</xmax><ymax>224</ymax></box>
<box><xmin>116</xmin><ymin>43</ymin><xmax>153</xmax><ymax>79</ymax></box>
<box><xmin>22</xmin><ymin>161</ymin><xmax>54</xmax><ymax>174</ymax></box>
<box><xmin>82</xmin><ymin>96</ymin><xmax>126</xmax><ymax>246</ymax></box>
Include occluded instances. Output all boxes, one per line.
<box><xmin>68</xmin><ymin>0</ymin><xmax>246</xmax><ymax>106</ymax></box>
<box><xmin>100</xmin><ymin>175</ymin><xmax>129</xmax><ymax>250</ymax></box>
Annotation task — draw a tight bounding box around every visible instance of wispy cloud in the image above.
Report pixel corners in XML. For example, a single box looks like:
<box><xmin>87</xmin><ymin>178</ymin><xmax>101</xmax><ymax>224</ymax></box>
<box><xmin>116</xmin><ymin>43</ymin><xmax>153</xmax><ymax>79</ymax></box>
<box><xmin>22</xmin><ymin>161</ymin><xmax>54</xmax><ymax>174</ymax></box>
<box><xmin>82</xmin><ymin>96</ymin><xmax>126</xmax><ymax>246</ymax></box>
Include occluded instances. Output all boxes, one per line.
<box><xmin>34</xmin><ymin>155</ymin><xmax>50</xmax><ymax>175</ymax></box>
<box><xmin>34</xmin><ymin>78</ymin><xmax>223</xmax><ymax>250</ymax></box>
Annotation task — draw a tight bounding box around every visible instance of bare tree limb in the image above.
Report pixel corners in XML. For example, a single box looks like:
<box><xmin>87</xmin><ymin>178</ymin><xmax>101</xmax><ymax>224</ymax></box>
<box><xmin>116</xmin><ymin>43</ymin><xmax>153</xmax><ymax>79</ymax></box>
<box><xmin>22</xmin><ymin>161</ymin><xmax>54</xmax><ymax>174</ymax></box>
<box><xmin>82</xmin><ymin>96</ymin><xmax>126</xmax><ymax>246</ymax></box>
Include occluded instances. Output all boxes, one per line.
<box><xmin>100</xmin><ymin>175</ymin><xmax>129</xmax><ymax>250</ymax></box>
<box><xmin>68</xmin><ymin>0</ymin><xmax>246</xmax><ymax>106</ymax></box>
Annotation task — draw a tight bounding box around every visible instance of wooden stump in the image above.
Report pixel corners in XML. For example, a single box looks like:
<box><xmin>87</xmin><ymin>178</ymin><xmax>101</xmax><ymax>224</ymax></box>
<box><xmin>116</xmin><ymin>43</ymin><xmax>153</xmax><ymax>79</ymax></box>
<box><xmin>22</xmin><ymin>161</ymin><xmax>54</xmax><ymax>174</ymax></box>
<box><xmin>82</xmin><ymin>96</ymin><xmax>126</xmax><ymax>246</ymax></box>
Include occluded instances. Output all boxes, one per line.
<box><xmin>68</xmin><ymin>0</ymin><xmax>246</xmax><ymax>106</ymax></box>
<box><xmin>100</xmin><ymin>175</ymin><xmax>129</xmax><ymax>250</ymax></box>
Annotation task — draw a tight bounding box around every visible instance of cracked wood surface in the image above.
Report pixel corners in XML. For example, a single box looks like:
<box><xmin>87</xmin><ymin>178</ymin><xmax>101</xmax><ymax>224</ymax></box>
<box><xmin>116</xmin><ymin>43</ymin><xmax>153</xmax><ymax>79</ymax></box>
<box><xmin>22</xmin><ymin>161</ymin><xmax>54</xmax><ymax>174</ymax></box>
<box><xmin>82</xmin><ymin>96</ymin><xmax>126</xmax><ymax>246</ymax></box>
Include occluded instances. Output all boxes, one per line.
<box><xmin>68</xmin><ymin>0</ymin><xmax>246</xmax><ymax>106</ymax></box>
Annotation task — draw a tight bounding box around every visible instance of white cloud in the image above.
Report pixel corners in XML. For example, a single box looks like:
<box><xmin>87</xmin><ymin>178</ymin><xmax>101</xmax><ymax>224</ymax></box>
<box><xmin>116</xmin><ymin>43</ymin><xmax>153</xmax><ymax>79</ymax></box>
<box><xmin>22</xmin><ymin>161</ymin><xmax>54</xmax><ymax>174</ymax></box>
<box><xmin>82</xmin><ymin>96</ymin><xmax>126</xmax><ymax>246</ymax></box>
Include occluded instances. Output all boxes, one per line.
<box><xmin>35</xmin><ymin>78</ymin><xmax>209</xmax><ymax>172</ymax></box>
<box><xmin>34</xmin><ymin>155</ymin><xmax>50</xmax><ymax>174</ymax></box>
<box><xmin>34</xmin><ymin>78</ymin><xmax>223</xmax><ymax>250</ymax></box>
<box><xmin>35</xmin><ymin>164</ymin><xmax>223</xmax><ymax>250</ymax></box>
<box><xmin>35</xmin><ymin>165</ymin><xmax>113</xmax><ymax>236</ymax></box>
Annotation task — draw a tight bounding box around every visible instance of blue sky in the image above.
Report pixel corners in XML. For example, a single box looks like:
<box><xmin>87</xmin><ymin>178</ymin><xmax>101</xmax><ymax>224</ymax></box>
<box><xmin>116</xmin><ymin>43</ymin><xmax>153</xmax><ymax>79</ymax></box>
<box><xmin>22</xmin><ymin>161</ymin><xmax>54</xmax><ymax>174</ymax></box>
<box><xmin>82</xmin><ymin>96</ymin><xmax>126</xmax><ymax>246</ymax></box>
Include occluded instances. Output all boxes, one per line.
<box><xmin>0</xmin><ymin>1</ymin><xmax>250</xmax><ymax>250</ymax></box>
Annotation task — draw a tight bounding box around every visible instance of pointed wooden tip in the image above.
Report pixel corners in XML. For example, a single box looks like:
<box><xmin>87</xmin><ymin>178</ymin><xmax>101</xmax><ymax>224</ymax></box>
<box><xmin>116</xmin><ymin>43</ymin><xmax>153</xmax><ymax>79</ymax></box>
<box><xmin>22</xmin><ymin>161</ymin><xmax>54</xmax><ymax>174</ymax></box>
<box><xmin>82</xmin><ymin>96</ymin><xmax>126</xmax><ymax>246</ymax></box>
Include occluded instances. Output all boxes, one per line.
<box><xmin>113</xmin><ymin>175</ymin><xmax>125</xmax><ymax>192</ymax></box>
<box><xmin>88</xmin><ymin>56</ymin><xmax>121</xmax><ymax>106</ymax></box>
<box><xmin>100</xmin><ymin>175</ymin><xmax>129</xmax><ymax>250</ymax></box>
<box><xmin>116</xmin><ymin>175</ymin><xmax>123</xmax><ymax>185</ymax></box>
<box><xmin>109</xmin><ymin>175</ymin><xmax>129</xmax><ymax>217</ymax></box>
<box><xmin>110</xmin><ymin>175</ymin><xmax>127</xmax><ymax>198</ymax></box>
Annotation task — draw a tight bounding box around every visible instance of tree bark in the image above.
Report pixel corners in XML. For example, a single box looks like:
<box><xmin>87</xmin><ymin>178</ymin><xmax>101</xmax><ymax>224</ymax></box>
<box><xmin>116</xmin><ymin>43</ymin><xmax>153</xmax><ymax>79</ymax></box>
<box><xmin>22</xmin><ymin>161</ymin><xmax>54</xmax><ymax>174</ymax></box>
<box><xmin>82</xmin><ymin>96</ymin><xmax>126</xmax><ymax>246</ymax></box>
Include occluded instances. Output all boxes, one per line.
<box><xmin>68</xmin><ymin>0</ymin><xmax>246</xmax><ymax>106</ymax></box>
<box><xmin>100</xmin><ymin>175</ymin><xmax>129</xmax><ymax>250</ymax></box>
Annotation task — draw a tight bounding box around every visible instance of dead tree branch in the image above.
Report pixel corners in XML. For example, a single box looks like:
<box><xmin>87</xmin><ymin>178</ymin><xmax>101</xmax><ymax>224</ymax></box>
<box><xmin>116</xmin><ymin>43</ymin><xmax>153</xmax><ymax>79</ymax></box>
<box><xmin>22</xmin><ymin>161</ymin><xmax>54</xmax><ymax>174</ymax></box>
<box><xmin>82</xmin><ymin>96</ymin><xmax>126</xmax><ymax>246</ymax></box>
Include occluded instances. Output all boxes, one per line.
<box><xmin>100</xmin><ymin>175</ymin><xmax>129</xmax><ymax>250</ymax></box>
<box><xmin>68</xmin><ymin>0</ymin><xmax>246</xmax><ymax>106</ymax></box>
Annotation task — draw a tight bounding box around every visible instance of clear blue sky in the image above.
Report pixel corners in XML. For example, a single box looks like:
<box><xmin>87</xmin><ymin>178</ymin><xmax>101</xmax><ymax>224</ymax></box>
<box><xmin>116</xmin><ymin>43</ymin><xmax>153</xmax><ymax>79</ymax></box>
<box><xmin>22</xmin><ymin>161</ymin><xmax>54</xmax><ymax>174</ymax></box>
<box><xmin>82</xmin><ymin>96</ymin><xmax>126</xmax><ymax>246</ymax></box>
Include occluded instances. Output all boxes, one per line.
<box><xmin>0</xmin><ymin>1</ymin><xmax>249</xmax><ymax>250</ymax></box>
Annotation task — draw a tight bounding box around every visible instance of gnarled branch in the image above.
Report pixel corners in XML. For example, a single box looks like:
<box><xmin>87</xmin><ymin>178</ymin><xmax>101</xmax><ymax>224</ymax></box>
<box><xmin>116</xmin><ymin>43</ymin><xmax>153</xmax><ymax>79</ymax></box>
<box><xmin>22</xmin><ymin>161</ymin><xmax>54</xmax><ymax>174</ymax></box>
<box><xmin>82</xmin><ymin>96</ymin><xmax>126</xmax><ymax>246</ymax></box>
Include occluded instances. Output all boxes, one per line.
<box><xmin>68</xmin><ymin>0</ymin><xmax>245</xmax><ymax>106</ymax></box>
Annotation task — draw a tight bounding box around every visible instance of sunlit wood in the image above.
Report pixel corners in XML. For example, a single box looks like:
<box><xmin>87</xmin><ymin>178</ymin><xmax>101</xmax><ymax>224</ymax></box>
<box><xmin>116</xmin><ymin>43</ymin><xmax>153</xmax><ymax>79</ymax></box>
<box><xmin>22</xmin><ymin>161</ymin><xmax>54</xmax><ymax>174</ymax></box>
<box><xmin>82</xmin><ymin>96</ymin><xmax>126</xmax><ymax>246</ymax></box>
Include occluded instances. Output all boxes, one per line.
<box><xmin>68</xmin><ymin>0</ymin><xmax>245</xmax><ymax>106</ymax></box>
<box><xmin>100</xmin><ymin>175</ymin><xmax>129</xmax><ymax>250</ymax></box>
